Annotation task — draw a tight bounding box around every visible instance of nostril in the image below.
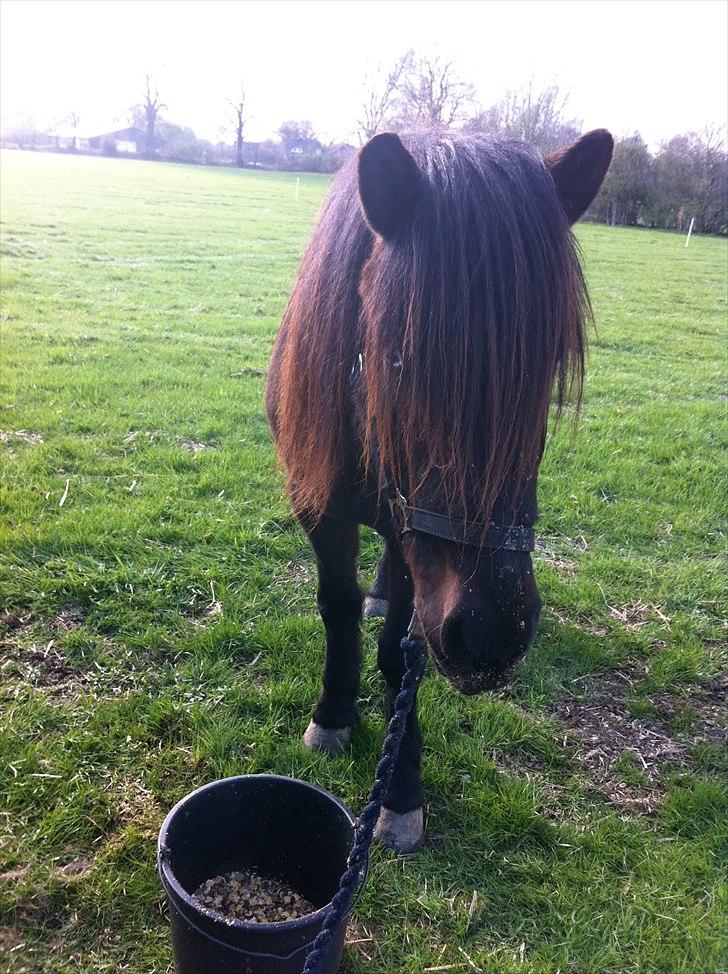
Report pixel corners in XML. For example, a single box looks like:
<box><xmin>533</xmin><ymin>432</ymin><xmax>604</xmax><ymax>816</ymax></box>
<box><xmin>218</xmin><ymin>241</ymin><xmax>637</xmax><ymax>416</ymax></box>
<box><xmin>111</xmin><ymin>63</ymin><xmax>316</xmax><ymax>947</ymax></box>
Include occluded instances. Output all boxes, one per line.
<box><xmin>441</xmin><ymin>614</ymin><xmax>471</xmax><ymax>664</ymax></box>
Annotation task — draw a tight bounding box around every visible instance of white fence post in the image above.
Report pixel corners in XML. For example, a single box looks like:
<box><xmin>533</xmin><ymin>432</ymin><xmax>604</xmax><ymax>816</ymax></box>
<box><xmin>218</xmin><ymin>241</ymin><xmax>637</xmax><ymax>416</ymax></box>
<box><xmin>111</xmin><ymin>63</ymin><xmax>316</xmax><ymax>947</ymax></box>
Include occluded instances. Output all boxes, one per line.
<box><xmin>684</xmin><ymin>217</ymin><xmax>695</xmax><ymax>248</ymax></box>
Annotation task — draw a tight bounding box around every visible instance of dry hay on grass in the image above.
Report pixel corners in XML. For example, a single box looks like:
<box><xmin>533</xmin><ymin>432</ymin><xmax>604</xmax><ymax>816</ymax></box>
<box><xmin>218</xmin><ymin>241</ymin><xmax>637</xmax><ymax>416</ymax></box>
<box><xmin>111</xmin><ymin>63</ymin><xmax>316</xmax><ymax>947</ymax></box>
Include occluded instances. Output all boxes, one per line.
<box><xmin>535</xmin><ymin>534</ymin><xmax>589</xmax><ymax>576</ymax></box>
<box><xmin>2</xmin><ymin>640</ymin><xmax>91</xmax><ymax>699</ymax></box>
<box><xmin>1</xmin><ymin>607</ymin><xmax>162</xmax><ymax>702</ymax></box>
<box><xmin>548</xmin><ymin>607</ymin><xmax>609</xmax><ymax>639</ymax></box>
<box><xmin>0</xmin><ymin>610</ymin><xmax>33</xmax><ymax>631</ymax></box>
<box><xmin>183</xmin><ymin>584</ymin><xmax>223</xmax><ymax>625</ymax></box>
<box><xmin>553</xmin><ymin>668</ymin><xmax>727</xmax><ymax>814</ymax></box>
<box><xmin>51</xmin><ymin>607</ymin><xmax>85</xmax><ymax>631</ymax></box>
<box><xmin>179</xmin><ymin>437</ymin><xmax>216</xmax><ymax>454</ymax></box>
<box><xmin>606</xmin><ymin>600</ymin><xmax>671</xmax><ymax>632</ymax></box>
<box><xmin>53</xmin><ymin>858</ymin><xmax>93</xmax><ymax>882</ymax></box>
<box><xmin>0</xmin><ymin>606</ymin><xmax>87</xmax><ymax>698</ymax></box>
<box><xmin>0</xmin><ymin>429</ymin><xmax>45</xmax><ymax>448</ymax></box>
<box><xmin>230</xmin><ymin>365</ymin><xmax>267</xmax><ymax>378</ymax></box>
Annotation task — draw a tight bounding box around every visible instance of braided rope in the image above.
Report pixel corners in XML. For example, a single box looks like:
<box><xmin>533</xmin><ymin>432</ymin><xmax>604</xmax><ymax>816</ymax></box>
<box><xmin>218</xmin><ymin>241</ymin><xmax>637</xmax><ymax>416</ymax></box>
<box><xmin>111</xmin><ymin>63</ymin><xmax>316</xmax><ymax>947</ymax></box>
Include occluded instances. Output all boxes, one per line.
<box><xmin>301</xmin><ymin>633</ymin><xmax>426</xmax><ymax>974</ymax></box>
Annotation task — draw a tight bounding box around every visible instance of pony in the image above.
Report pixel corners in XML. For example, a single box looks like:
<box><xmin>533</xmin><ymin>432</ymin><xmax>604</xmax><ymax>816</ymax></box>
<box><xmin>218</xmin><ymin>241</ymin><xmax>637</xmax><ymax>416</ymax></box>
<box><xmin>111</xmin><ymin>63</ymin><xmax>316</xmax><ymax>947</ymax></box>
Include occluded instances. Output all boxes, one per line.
<box><xmin>266</xmin><ymin>128</ymin><xmax>613</xmax><ymax>852</ymax></box>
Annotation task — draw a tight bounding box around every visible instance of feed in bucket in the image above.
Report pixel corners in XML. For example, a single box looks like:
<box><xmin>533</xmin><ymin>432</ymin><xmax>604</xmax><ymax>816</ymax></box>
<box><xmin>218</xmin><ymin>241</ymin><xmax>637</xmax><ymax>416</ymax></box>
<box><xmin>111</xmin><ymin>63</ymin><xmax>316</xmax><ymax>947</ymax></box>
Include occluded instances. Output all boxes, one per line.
<box><xmin>193</xmin><ymin>869</ymin><xmax>315</xmax><ymax>924</ymax></box>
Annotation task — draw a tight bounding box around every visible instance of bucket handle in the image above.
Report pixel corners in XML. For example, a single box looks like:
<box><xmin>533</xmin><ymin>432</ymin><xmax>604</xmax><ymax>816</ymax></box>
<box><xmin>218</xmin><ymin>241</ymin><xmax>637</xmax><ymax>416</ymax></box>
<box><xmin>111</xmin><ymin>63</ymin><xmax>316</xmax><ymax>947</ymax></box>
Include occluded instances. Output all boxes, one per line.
<box><xmin>172</xmin><ymin>858</ymin><xmax>369</xmax><ymax>963</ymax></box>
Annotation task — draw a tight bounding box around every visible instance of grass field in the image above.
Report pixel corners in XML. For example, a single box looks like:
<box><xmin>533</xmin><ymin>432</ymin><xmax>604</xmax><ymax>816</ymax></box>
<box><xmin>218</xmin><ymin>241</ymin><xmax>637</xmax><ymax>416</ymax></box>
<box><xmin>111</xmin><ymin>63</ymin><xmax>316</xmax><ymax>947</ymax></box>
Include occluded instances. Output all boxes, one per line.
<box><xmin>1</xmin><ymin>149</ymin><xmax>726</xmax><ymax>974</ymax></box>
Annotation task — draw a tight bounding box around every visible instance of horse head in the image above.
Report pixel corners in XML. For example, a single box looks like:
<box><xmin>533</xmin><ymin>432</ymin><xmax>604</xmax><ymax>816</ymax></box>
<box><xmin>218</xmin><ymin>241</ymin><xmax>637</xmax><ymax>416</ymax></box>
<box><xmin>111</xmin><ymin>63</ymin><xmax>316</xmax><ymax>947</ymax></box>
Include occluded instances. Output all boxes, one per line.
<box><xmin>356</xmin><ymin>130</ymin><xmax>612</xmax><ymax>693</ymax></box>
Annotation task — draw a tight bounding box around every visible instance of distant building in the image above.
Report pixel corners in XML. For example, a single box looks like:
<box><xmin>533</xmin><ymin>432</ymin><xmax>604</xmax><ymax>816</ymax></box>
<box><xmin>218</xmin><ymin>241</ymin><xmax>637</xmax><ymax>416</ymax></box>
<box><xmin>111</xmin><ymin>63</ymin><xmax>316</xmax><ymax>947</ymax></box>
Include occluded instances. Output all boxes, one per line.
<box><xmin>46</xmin><ymin>127</ymin><xmax>90</xmax><ymax>152</ymax></box>
<box><xmin>87</xmin><ymin>127</ymin><xmax>145</xmax><ymax>155</ymax></box>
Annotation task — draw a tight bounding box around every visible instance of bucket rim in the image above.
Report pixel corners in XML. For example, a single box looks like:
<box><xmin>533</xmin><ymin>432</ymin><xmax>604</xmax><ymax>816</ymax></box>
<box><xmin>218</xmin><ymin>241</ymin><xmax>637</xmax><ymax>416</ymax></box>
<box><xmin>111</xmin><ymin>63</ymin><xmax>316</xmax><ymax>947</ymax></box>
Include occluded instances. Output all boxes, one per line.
<box><xmin>157</xmin><ymin>773</ymin><xmax>359</xmax><ymax>934</ymax></box>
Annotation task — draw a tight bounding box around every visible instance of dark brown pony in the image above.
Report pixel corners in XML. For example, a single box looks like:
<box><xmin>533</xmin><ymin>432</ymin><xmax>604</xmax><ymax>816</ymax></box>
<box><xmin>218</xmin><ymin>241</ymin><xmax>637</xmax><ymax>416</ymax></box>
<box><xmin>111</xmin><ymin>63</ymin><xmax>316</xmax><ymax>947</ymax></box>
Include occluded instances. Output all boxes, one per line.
<box><xmin>266</xmin><ymin>129</ymin><xmax>612</xmax><ymax>852</ymax></box>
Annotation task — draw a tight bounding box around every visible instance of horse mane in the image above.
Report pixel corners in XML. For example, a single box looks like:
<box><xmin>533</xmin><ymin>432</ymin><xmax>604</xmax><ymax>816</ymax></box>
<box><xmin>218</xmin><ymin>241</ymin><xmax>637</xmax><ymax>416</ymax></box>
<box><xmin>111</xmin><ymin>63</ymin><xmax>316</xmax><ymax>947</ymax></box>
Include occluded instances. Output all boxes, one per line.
<box><xmin>273</xmin><ymin>131</ymin><xmax>589</xmax><ymax>523</ymax></box>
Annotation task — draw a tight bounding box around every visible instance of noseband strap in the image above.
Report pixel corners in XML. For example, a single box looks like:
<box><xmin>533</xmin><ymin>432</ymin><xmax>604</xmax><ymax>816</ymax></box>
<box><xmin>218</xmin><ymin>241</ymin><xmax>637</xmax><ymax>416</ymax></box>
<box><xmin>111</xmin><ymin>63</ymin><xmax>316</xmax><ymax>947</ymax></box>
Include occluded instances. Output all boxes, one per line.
<box><xmin>386</xmin><ymin>487</ymin><xmax>536</xmax><ymax>553</ymax></box>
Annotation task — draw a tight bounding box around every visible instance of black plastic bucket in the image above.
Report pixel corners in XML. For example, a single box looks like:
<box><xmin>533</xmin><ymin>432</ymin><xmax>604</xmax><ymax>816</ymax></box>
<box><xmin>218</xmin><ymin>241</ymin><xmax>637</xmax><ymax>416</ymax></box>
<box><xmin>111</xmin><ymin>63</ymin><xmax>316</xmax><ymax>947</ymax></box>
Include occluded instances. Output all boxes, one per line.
<box><xmin>158</xmin><ymin>774</ymin><xmax>363</xmax><ymax>974</ymax></box>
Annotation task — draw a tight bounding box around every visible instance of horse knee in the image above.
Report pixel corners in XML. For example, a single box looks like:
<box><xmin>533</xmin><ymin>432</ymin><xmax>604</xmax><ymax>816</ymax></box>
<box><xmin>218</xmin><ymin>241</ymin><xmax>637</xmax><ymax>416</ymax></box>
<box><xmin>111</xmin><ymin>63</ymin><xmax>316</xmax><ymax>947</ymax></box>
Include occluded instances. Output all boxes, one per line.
<box><xmin>317</xmin><ymin>591</ymin><xmax>362</xmax><ymax>627</ymax></box>
<box><xmin>377</xmin><ymin>638</ymin><xmax>405</xmax><ymax>688</ymax></box>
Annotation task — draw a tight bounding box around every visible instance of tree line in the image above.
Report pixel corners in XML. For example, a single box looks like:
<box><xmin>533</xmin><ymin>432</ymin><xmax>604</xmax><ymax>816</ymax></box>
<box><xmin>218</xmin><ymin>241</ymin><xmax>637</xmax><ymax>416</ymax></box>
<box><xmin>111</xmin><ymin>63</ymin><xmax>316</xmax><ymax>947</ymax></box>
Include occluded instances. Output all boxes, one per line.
<box><xmin>3</xmin><ymin>57</ymin><xmax>726</xmax><ymax>234</ymax></box>
<box><xmin>358</xmin><ymin>53</ymin><xmax>727</xmax><ymax>235</ymax></box>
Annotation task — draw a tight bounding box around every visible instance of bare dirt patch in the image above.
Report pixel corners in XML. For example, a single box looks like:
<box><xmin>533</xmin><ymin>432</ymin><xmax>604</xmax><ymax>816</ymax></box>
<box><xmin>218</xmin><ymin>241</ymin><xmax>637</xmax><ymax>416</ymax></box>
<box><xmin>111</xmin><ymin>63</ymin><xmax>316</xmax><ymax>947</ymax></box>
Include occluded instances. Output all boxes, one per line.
<box><xmin>183</xmin><ymin>596</ymin><xmax>223</xmax><ymax>625</ymax></box>
<box><xmin>54</xmin><ymin>858</ymin><xmax>92</xmax><ymax>882</ymax></box>
<box><xmin>2</xmin><ymin>641</ymin><xmax>89</xmax><ymax>698</ymax></box>
<box><xmin>0</xmin><ymin>926</ymin><xmax>26</xmax><ymax>956</ymax></box>
<box><xmin>182</xmin><ymin>582</ymin><xmax>224</xmax><ymax>625</ymax></box>
<box><xmin>552</xmin><ymin>667</ymin><xmax>727</xmax><ymax>814</ymax></box>
<box><xmin>0</xmin><ymin>866</ymin><xmax>30</xmax><ymax>884</ymax></box>
<box><xmin>535</xmin><ymin>536</ymin><xmax>581</xmax><ymax>575</ymax></box>
<box><xmin>115</xmin><ymin>778</ymin><xmax>163</xmax><ymax>834</ymax></box>
<box><xmin>0</xmin><ymin>610</ymin><xmax>32</xmax><ymax>631</ymax></box>
<box><xmin>0</xmin><ymin>430</ymin><xmax>45</xmax><ymax>447</ymax></box>
<box><xmin>230</xmin><ymin>366</ymin><xmax>267</xmax><ymax>378</ymax></box>
<box><xmin>549</xmin><ymin>608</ymin><xmax>609</xmax><ymax>639</ymax></box>
<box><xmin>345</xmin><ymin>920</ymin><xmax>379</xmax><ymax>963</ymax></box>
<box><xmin>284</xmin><ymin>560</ymin><xmax>312</xmax><ymax>586</ymax></box>
<box><xmin>52</xmin><ymin>607</ymin><xmax>85</xmax><ymax>632</ymax></box>
<box><xmin>179</xmin><ymin>437</ymin><xmax>216</xmax><ymax>454</ymax></box>
<box><xmin>606</xmin><ymin>600</ymin><xmax>671</xmax><ymax>632</ymax></box>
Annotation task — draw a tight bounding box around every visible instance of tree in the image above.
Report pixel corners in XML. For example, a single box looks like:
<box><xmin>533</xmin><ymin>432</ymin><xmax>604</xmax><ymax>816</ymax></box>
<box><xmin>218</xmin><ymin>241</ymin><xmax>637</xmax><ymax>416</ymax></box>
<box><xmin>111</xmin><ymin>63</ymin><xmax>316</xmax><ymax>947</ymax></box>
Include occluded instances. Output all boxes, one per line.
<box><xmin>229</xmin><ymin>85</ymin><xmax>247</xmax><ymax>167</ymax></box>
<box><xmin>3</xmin><ymin>113</ymin><xmax>42</xmax><ymax>149</ymax></box>
<box><xmin>357</xmin><ymin>54</ymin><xmax>409</xmax><ymax>143</ymax></box>
<box><xmin>391</xmin><ymin>52</ymin><xmax>475</xmax><ymax>129</ymax></box>
<box><xmin>593</xmin><ymin>134</ymin><xmax>654</xmax><ymax>226</ymax></box>
<box><xmin>140</xmin><ymin>73</ymin><xmax>165</xmax><ymax>158</ymax></box>
<box><xmin>694</xmin><ymin>127</ymin><xmax>728</xmax><ymax>235</ymax></box>
<box><xmin>155</xmin><ymin>120</ymin><xmax>214</xmax><ymax>164</ymax></box>
<box><xmin>467</xmin><ymin>81</ymin><xmax>581</xmax><ymax>155</ymax></box>
<box><xmin>64</xmin><ymin>112</ymin><xmax>81</xmax><ymax>151</ymax></box>
<box><xmin>278</xmin><ymin>120</ymin><xmax>322</xmax><ymax>170</ymax></box>
<box><xmin>653</xmin><ymin>129</ymin><xmax>727</xmax><ymax>234</ymax></box>
<box><xmin>358</xmin><ymin>51</ymin><xmax>475</xmax><ymax>135</ymax></box>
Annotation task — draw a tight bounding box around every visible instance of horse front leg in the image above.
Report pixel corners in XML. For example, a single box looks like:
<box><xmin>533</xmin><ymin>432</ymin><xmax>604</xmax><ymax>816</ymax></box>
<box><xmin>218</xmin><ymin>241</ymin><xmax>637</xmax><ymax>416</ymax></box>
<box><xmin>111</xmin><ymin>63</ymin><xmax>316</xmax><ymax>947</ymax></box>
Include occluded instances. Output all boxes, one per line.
<box><xmin>301</xmin><ymin>516</ymin><xmax>362</xmax><ymax>756</ymax></box>
<box><xmin>374</xmin><ymin>539</ymin><xmax>424</xmax><ymax>854</ymax></box>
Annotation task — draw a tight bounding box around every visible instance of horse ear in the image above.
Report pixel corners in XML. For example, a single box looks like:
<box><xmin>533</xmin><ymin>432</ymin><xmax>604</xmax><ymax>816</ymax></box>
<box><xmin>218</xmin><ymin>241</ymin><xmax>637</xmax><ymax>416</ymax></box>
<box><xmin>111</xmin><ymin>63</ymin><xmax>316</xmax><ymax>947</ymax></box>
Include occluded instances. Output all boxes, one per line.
<box><xmin>358</xmin><ymin>133</ymin><xmax>423</xmax><ymax>239</ymax></box>
<box><xmin>545</xmin><ymin>129</ymin><xmax>614</xmax><ymax>224</ymax></box>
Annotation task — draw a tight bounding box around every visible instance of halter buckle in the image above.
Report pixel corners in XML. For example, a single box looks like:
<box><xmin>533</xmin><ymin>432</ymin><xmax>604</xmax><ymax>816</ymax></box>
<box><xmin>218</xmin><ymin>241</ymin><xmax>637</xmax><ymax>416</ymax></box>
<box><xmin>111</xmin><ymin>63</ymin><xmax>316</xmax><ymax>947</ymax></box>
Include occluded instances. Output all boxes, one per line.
<box><xmin>388</xmin><ymin>488</ymin><xmax>411</xmax><ymax>534</ymax></box>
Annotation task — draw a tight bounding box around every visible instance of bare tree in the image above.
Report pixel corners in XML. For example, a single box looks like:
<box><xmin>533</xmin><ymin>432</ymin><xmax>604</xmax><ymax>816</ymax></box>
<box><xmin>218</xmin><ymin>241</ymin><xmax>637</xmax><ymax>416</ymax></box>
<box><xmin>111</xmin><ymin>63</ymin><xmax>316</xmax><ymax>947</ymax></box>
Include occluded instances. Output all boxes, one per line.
<box><xmin>229</xmin><ymin>85</ymin><xmax>247</xmax><ymax>167</ymax></box>
<box><xmin>141</xmin><ymin>73</ymin><xmax>165</xmax><ymax>158</ymax></box>
<box><xmin>392</xmin><ymin>52</ymin><xmax>475</xmax><ymax>130</ymax></box>
<box><xmin>65</xmin><ymin>112</ymin><xmax>81</xmax><ymax>150</ymax></box>
<box><xmin>467</xmin><ymin>81</ymin><xmax>581</xmax><ymax>155</ymax></box>
<box><xmin>358</xmin><ymin>52</ymin><xmax>475</xmax><ymax>138</ymax></box>
<box><xmin>651</xmin><ymin>127</ymin><xmax>728</xmax><ymax>234</ymax></box>
<box><xmin>357</xmin><ymin>54</ymin><xmax>410</xmax><ymax>143</ymax></box>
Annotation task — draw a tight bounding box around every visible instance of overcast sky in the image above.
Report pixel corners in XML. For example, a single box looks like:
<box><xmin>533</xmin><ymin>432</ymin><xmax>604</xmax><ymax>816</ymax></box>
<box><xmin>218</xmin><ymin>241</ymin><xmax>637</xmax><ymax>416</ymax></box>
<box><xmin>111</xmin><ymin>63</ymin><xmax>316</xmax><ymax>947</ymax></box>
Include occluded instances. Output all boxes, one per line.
<box><xmin>1</xmin><ymin>0</ymin><xmax>726</xmax><ymax>148</ymax></box>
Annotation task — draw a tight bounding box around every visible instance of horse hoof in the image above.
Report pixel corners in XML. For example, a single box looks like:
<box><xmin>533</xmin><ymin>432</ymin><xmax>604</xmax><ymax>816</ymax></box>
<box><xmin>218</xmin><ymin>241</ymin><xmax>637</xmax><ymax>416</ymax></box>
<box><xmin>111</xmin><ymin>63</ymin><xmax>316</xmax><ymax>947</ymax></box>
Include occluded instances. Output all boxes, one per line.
<box><xmin>363</xmin><ymin>596</ymin><xmax>388</xmax><ymax>619</ymax></box>
<box><xmin>303</xmin><ymin>721</ymin><xmax>351</xmax><ymax>756</ymax></box>
<box><xmin>374</xmin><ymin>806</ymin><xmax>423</xmax><ymax>854</ymax></box>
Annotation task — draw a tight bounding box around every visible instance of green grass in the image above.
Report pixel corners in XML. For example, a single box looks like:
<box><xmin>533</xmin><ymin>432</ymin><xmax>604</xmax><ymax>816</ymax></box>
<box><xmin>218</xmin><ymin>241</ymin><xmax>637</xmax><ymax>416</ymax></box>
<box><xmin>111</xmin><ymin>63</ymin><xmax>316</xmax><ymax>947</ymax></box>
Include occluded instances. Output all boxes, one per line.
<box><xmin>1</xmin><ymin>150</ymin><xmax>726</xmax><ymax>974</ymax></box>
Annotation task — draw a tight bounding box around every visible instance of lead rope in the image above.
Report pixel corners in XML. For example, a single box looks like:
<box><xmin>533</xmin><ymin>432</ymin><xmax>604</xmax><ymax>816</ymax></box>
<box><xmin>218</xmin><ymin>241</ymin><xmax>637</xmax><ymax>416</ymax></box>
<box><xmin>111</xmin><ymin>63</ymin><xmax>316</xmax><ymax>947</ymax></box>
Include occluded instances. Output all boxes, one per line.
<box><xmin>301</xmin><ymin>617</ymin><xmax>427</xmax><ymax>974</ymax></box>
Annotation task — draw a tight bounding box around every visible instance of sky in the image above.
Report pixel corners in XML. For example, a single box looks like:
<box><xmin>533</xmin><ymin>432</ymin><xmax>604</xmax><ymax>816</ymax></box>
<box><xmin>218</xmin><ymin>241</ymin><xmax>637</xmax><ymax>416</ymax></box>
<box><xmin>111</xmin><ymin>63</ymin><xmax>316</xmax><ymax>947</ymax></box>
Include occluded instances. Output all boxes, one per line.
<box><xmin>1</xmin><ymin>0</ymin><xmax>726</xmax><ymax>148</ymax></box>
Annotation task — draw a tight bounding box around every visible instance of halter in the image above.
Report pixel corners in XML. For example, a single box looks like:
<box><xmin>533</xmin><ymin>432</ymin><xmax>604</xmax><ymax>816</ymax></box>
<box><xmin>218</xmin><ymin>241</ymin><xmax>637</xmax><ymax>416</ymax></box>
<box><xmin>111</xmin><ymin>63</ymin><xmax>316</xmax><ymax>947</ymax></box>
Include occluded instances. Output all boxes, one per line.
<box><xmin>350</xmin><ymin>353</ymin><xmax>536</xmax><ymax>554</ymax></box>
<box><xmin>384</xmin><ymin>482</ymin><xmax>536</xmax><ymax>553</ymax></box>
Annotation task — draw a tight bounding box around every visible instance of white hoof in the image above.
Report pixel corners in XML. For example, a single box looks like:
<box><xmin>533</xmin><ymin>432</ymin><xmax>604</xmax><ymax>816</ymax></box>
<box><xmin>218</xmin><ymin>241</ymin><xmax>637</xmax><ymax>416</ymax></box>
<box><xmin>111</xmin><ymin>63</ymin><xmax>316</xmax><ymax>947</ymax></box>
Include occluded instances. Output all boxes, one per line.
<box><xmin>374</xmin><ymin>806</ymin><xmax>424</xmax><ymax>854</ymax></box>
<box><xmin>302</xmin><ymin>721</ymin><xmax>351</xmax><ymax>756</ymax></box>
<box><xmin>363</xmin><ymin>596</ymin><xmax>388</xmax><ymax>619</ymax></box>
